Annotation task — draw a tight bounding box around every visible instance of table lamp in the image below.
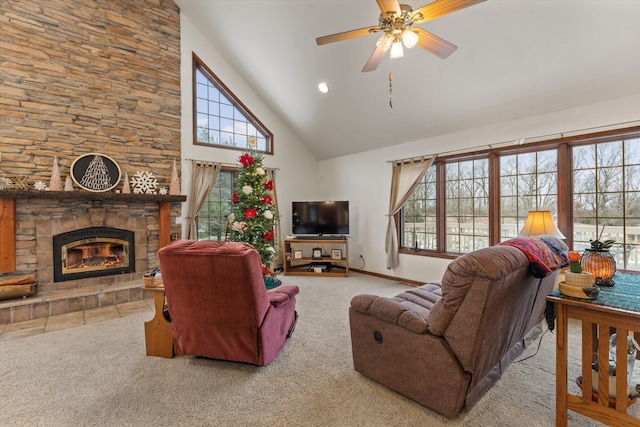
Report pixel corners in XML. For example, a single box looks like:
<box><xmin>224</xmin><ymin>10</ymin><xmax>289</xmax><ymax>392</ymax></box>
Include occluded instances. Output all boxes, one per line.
<box><xmin>518</xmin><ymin>210</ymin><xmax>566</xmax><ymax>238</ymax></box>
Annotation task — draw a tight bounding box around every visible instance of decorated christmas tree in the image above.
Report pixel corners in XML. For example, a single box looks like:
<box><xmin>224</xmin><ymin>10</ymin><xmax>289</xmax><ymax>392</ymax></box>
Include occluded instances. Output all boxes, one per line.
<box><xmin>230</xmin><ymin>151</ymin><xmax>276</xmax><ymax>270</ymax></box>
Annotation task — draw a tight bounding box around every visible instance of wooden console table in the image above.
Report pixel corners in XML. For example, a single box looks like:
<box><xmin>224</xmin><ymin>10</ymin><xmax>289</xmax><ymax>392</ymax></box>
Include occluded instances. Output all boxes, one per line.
<box><xmin>547</xmin><ymin>275</ymin><xmax>640</xmax><ymax>427</ymax></box>
<box><xmin>143</xmin><ymin>285</ymin><xmax>174</xmax><ymax>358</ymax></box>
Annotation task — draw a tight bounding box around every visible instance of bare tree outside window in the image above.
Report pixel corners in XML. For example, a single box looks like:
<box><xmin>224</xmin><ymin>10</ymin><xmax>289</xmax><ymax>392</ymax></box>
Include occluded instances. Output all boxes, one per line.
<box><xmin>573</xmin><ymin>139</ymin><xmax>640</xmax><ymax>270</ymax></box>
<box><xmin>198</xmin><ymin>169</ymin><xmax>236</xmax><ymax>241</ymax></box>
<box><xmin>403</xmin><ymin>165</ymin><xmax>437</xmax><ymax>250</ymax></box>
<box><xmin>193</xmin><ymin>54</ymin><xmax>273</xmax><ymax>154</ymax></box>
<box><xmin>500</xmin><ymin>150</ymin><xmax>558</xmax><ymax>240</ymax></box>
<box><xmin>397</xmin><ymin>130</ymin><xmax>639</xmax><ymax>271</ymax></box>
<box><xmin>446</xmin><ymin>159</ymin><xmax>489</xmax><ymax>253</ymax></box>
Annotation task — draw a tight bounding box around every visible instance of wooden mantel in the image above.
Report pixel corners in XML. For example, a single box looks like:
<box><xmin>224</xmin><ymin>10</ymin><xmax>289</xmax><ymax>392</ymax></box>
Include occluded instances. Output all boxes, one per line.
<box><xmin>0</xmin><ymin>190</ymin><xmax>186</xmax><ymax>273</ymax></box>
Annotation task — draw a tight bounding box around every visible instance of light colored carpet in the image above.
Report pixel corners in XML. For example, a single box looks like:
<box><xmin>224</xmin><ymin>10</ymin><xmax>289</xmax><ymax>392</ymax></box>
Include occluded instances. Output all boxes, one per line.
<box><xmin>1</xmin><ymin>273</ymin><xmax>637</xmax><ymax>426</ymax></box>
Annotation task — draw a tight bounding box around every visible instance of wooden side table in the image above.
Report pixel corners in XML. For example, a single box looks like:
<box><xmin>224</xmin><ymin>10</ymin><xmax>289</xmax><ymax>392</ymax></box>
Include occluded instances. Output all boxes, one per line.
<box><xmin>143</xmin><ymin>286</ymin><xmax>174</xmax><ymax>358</ymax></box>
<box><xmin>548</xmin><ymin>281</ymin><xmax>640</xmax><ymax>427</ymax></box>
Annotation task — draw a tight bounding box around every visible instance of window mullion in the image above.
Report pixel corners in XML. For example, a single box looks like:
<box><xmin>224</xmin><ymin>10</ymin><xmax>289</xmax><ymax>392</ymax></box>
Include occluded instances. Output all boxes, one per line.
<box><xmin>488</xmin><ymin>152</ymin><xmax>500</xmax><ymax>246</ymax></box>
<box><xmin>557</xmin><ymin>143</ymin><xmax>572</xmax><ymax>247</ymax></box>
<box><xmin>437</xmin><ymin>161</ymin><xmax>446</xmax><ymax>253</ymax></box>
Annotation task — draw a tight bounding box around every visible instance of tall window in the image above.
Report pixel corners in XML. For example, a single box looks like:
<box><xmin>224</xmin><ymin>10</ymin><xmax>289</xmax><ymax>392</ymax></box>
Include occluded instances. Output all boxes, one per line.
<box><xmin>197</xmin><ymin>169</ymin><xmax>236</xmax><ymax>241</ymax></box>
<box><xmin>193</xmin><ymin>54</ymin><xmax>273</xmax><ymax>154</ymax></box>
<box><xmin>403</xmin><ymin>164</ymin><xmax>437</xmax><ymax>250</ymax></box>
<box><xmin>445</xmin><ymin>158</ymin><xmax>489</xmax><ymax>253</ymax></box>
<box><xmin>573</xmin><ymin>139</ymin><xmax>640</xmax><ymax>270</ymax></box>
<box><xmin>500</xmin><ymin>150</ymin><xmax>558</xmax><ymax>240</ymax></box>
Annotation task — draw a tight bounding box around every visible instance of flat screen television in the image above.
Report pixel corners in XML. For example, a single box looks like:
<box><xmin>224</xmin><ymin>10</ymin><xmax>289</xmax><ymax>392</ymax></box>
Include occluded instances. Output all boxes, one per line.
<box><xmin>292</xmin><ymin>201</ymin><xmax>349</xmax><ymax>236</ymax></box>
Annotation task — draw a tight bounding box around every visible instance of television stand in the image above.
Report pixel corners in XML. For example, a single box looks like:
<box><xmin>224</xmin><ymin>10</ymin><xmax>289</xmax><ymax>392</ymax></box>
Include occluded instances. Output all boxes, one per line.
<box><xmin>284</xmin><ymin>239</ymin><xmax>348</xmax><ymax>277</ymax></box>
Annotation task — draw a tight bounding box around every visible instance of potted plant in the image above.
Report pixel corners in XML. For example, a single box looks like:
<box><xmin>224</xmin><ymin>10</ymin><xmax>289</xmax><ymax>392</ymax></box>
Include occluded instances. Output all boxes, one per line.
<box><xmin>564</xmin><ymin>251</ymin><xmax>594</xmax><ymax>288</ymax></box>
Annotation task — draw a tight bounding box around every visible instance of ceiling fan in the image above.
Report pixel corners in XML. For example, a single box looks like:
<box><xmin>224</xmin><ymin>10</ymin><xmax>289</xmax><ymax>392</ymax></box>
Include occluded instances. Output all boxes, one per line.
<box><xmin>316</xmin><ymin>0</ymin><xmax>486</xmax><ymax>72</ymax></box>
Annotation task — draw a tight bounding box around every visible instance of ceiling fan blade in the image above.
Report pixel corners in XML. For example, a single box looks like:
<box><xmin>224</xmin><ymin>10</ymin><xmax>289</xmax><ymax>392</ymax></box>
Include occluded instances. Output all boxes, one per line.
<box><xmin>362</xmin><ymin>44</ymin><xmax>389</xmax><ymax>72</ymax></box>
<box><xmin>414</xmin><ymin>28</ymin><xmax>457</xmax><ymax>59</ymax></box>
<box><xmin>376</xmin><ymin>0</ymin><xmax>402</xmax><ymax>16</ymax></box>
<box><xmin>316</xmin><ymin>26</ymin><xmax>380</xmax><ymax>46</ymax></box>
<box><xmin>411</xmin><ymin>0</ymin><xmax>486</xmax><ymax>24</ymax></box>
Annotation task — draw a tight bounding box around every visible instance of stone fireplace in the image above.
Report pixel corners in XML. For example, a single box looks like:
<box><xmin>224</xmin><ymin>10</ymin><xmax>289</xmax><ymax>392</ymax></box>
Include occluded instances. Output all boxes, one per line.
<box><xmin>0</xmin><ymin>0</ymin><xmax>182</xmax><ymax>325</ymax></box>
<box><xmin>53</xmin><ymin>226</ymin><xmax>136</xmax><ymax>282</ymax></box>
<box><xmin>0</xmin><ymin>191</ymin><xmax>184</xmax><ymax>325</ymax></box>
<box><xmin>23</xmin><ymin>197</ymin><xmax>181</xmax><ymax>294</ymax></box>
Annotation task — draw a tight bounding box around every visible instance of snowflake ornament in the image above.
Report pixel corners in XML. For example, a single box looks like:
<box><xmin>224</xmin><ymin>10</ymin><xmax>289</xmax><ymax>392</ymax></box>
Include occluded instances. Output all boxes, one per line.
<box><xmin>158</xmin><ymin>187</ymin><xmax>168</xmax><ymax>195</ymax></box>
<box><xmin>130</xmin><ymin>171</ymin><xmax>158</xmax><ymax>194</ymax></box>
<box><xmin>0</xmin><ymin>177</ymin><xmax>13</xmax><ymax>190</ymax></box>
<box><xmin>34</xmin><ymin>181</ymin><xmax>48</xmax><ymax>191</ymax></box>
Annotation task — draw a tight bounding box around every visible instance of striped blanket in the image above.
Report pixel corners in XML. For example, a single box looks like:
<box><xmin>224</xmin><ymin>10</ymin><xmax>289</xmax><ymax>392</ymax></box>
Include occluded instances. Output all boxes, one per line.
<box><xmin>498</xmin><ymin>236</ymin><xmax>568</xmax><ymax>278</ymax></box>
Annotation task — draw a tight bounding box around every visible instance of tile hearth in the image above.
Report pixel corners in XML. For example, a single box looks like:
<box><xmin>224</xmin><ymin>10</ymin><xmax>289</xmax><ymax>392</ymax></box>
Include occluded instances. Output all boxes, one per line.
<box><xmin>0</xmin><ymin>298</ymin><xmax>153</xmax><ymax>342</ymax></box>
<box><xmin>0</xmin><ymin>280</ymin><xmax>150</xmax><ymax>325</ymax></box>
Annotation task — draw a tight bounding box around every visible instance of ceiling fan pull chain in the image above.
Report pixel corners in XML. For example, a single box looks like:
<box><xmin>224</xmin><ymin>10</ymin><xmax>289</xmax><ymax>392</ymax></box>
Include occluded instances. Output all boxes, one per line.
<box><xmin>389</xmin><ymin>72</ymin><xmax>393</xmax><ymax>109</ymax></box>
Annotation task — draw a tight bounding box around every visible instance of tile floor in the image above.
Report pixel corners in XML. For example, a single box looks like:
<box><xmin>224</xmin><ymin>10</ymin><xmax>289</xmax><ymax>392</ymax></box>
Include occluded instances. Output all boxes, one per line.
<box><xmin>0</xmin><ymin>299</ymin><xmax>154</xmax><ymax>342</ymax></box>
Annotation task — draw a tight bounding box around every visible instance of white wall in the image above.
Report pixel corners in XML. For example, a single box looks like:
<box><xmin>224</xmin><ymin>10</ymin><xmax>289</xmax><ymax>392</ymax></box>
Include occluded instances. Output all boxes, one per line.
<box><xmin>178</xmin><ymin>13</ymin><xmax>320</xmax><ymax>238</ymax></box>
<box><xmin>178</xmin><ymin>10</ymin><xmax>640</xmax><ymax>282</ymax></box>
<box><xmin>319</xmin><ymin>93</ymin><xmax>640</xmax><ymax>283</ymax></box>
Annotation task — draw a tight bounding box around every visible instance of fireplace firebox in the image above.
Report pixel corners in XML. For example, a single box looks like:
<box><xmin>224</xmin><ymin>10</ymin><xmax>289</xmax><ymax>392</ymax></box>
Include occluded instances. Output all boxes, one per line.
<box><xmin>53</xmin><ymin>227</ymin><xmax>135</xmax><ymax>282</ymax></box>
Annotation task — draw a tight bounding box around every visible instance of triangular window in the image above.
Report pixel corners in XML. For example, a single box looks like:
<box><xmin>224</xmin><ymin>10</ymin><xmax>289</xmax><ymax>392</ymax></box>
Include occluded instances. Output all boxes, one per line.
<box><xmin>193</xmin><ymin>53</ymin><xmax>273</xmax><ymax>154</ymax></box>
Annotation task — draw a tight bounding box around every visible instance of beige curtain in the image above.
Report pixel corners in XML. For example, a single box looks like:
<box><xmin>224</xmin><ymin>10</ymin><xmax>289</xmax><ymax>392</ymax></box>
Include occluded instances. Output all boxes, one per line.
<box><xmin>185</xmin><ymin>161</ymin><xmax>221</xmax><ymax>240</ymax></box>
<box><xmin>385</xmin><ymin>158</ymin><xmax>434</xmax><ymax>269</ymax></box>
<box><xmin>266</xmin><ymin>168</ymin><xmax>283</xmax><ymax>270</ymax></box>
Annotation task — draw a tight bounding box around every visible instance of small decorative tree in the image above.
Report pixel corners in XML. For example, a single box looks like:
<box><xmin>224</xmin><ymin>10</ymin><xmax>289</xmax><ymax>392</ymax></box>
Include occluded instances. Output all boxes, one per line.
<box><xmin>230</xmin><ymin>151</ymin><xmax>277</xmax><ymax>272</ymax></box>
<box><xmin>49</xmin><ymin>156</ymin><xmax>63</xmax><ymax>191</ymax></box>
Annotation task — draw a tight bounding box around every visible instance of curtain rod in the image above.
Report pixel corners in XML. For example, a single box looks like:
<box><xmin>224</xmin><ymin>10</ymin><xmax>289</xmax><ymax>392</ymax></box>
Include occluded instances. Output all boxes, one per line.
<box><xmin>184</xmin><ymin>158</ymin><xmax>235</xmax><ymax>167</ymax></box>
<box><xmin>386</xmin><ymin>119</ymin><xmax>640</xmax><ymax>164</ymax></box>
<box><xmin>385</xmin><ymin>155</ymin><xmax>435</xmax><ymax>164</ymax></box>
<box><xmin>183</xmin><ymin>158</ymin><xmax>279</xmax><ymax>170</ymax></box>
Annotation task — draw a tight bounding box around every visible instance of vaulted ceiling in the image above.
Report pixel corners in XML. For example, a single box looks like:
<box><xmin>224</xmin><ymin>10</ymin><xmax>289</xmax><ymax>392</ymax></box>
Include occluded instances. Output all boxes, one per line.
<box><xmin>174</xmin><ymin>0</ymin><xmax>640</xmax><ymax>160</ymax></box>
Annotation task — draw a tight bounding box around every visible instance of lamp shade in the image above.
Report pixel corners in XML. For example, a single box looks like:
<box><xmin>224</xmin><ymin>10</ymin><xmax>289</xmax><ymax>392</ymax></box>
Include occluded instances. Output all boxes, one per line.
<box><xmin>376</xmin><ymin>33</ymin><xmax>393</xmax><ymax>50</ymax></box>
<box><xmin>401</xmin><ymin>29</ymin><xmax>418</xmax><ymax>49</ymax></box>
<box><xmin>390</xmin><ymin>39</ymin><xmax>404</xmax><ymax>58</ymax></box>
<box><xmin>517</xmin><ymin>210</ymin><xmax>566</xmax><ymax>239</ymax></box>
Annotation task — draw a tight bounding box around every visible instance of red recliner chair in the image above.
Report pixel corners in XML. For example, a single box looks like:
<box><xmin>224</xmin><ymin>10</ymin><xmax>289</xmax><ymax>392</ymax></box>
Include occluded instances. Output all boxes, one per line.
<box><xmin>157</xmin><ymin>240</ymin><xmax>299</xmax><ymax>366</ymax></box>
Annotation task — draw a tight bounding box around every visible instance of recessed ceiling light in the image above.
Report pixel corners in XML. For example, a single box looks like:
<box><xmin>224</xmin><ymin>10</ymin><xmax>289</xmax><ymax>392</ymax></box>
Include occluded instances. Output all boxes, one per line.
<box><xmin>318</xmin><ymin>82</ymin><xmax>329</xmax><ymax>94</ymax></box>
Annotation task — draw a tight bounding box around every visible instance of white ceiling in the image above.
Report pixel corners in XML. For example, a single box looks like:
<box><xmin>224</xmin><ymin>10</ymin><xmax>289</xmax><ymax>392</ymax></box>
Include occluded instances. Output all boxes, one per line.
<box><xmin>174</xmin><ymin>0</ymin><xmax>640</xmax><ymax>160</ymax></box>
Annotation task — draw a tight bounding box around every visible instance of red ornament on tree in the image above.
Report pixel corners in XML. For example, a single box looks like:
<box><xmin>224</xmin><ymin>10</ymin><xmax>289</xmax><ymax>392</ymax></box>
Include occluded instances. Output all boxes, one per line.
<box><xmin>239</xmin><ymin>153</ymin><xmax>254</xmax><ymax>168</ymax></box>
<box><xmin>263</xmin><ymin>229</ymin><xmax>275</xmax><ymax>241</ymax></box>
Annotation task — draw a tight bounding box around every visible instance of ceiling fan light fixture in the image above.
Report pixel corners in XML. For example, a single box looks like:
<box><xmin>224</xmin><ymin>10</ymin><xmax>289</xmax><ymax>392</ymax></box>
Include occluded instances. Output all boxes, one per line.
<box><xmin>376</xmin><ymin>33</ymin><xmax>393</xmax><ymax>50</ymax></box>
<box><xmin>400</xmin><ymin>29</ymin><xmax>418</xmax><ymax>49</ymax></box>
<box><xmin>390</xmin><ymin>38</ymin><xmax>404</xmax><ymax>58</ymax></box>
